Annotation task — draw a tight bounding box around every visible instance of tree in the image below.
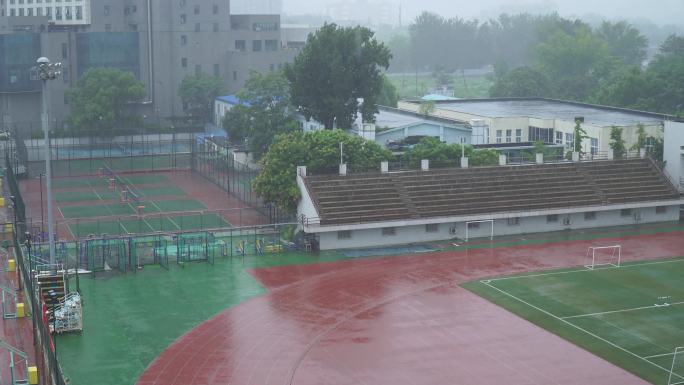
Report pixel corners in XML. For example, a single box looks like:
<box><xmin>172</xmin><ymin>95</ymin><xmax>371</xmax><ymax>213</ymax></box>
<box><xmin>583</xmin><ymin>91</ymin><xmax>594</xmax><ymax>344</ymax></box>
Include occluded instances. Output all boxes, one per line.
<box><xmin>285</xmin><ymin>24</ymin><xmax>392</xmax><ymax>129</ymax></box>
<box><xmin>631</xmin><ymin>124</ymin><xmax>647</xmax><ymax>151</ymax></box>
<box><xmin>66</xmin><ymin>68</ymin><xmax>146</xmax><ymax>135</ymax></box>
<box><xmin>419</xmin><ymin>101</ymin><xmax>436</xmax><ymax>116</ymax></box>
<box><xmin>660</xmin><ymin>34</ymin><xmax>684</xmax><ymax>57</ymax></box>
<box><xmin>573</xmin><ymin>119</ymin><xmax>588</xmax><ymax>154</ymax></box>
<box><xmin>222</xmin><ymin>71</ymin><xmax>300</xmax><ymax>159</ymax></box>
<box><xmin>178</xmin><ymin>73</ymin><xmax>227</xmax><ymax>123</ymax></box>
<box><xmin>489</xmin><ymin>66</ymin><xmax>552</xmax><ymax>97</ymax></box>
<box><xmin>609</xmin><ymin>126</ymin><xmax>626</xmax><ymax>159</ymax></box>
<box><xmin>404</xmin><ymin>137</ymin><xmax>499</xmax><ymax>167</ymax></box>
<box><xmin>432</xmin><ymin>65</ymin><xmax>452</xmax><ymax>88</ymax></box>
<box><xmin>596</xmin><ymin>21</ymin><xmax>648</xmax><ymax>66</ymax></box>
<box><xmin>253</xmin><ymin>130</ymin><xmax>393</xmax><ymax>212</ymax></box>
<box><xmin>377</xmin><ymin>75</ymin><xmax>399</xmax><ymax>108</ymax></box>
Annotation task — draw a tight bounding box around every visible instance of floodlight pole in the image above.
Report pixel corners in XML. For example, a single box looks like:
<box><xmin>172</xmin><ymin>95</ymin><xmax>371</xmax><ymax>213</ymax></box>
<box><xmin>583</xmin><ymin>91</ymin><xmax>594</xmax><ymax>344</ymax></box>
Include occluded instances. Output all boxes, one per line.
<box><xmin>37</xmin><ymin>57</ymin><xmax>61</xmax><ymax>269</ymax></box>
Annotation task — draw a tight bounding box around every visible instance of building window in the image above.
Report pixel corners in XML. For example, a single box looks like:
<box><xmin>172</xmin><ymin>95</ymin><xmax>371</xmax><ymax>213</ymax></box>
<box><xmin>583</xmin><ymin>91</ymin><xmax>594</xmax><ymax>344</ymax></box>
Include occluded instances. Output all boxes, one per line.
<box><xmin>232</xmin><ymin>70</ymin><xmax>237</xmax><ymax>81</ymax></box>
<box><xmin>382</xmin><ymin>227</ymin><xmax>396</xmax><ymax>236</ymax></box>
<box><xmin>252</xmin><ymin>40</ymin><xmax>262</xmax><ymax>52</ymax></box>
<box><xmin>467</xmin><ymin>222</ymin><xmax>480</xmax><ymax>229</ymax></box>
<box><xmin>235</xmin><ymin>40</ymin><xmax>246</xmax><ymax>51</ymax></box>
<box><xmin>584</xmin><ymin>212</ymin><xmax>596</xmax><ymax>221</ymax></box>
<box><xmin>529</xmin><ymin>126</ymin><xmax>554</xmax><ymax>144</ymax></box>
<box><xmin>496</xmin><ymin>130</ymin><xmax>502</xmax><ymax>143</ymax></box>
<box><xmin>213</xmin><ymin>4</ymin><xmax>219</xmax><ymax>14</ymax></box>
<box><xmin>645</xmin><ymin>137</ymin><xmax>656</xmax><ymax>154</ymax></box>
<box><xmin>181</xmin><ymin>35</ymin><xmax>187</xmax><ymax>45</ymax></box>
<box><xmin>565</xmin><ymin>133</ymin><xmax>574</xmax><ymax>149</ymax></box>
<box><xmin>505</xmin><ymin>129</ymin><xmax>512</xmax><ymax>143</ymax></box>
<box><xmin>104</xmin><ymin>5</ymin><xmax>110</xmax><ymax>16</ymax></box>
<box><xmin>213</xmin><ymin>64</ymin><xmax>220</xmax><ymax>77</ymax></box>
<box><xmin>193</xmin><ymin>5</ymin><xmax>199</xmax><ymax>14</ymax></box>
<box><xmin>515</xmin><ymin>129</ymin><xmax>522</xmax><ymax>143</ymax></box>
<box><xmin>425</xmin><ymin>224</ymin><xmax>439</xmax><ymax>233</ymax></box>
<box><xmin>180</xmin><ymin>14</ymin><xmax>186</xmax><ymax>24</ymax></box>
<box><xmin>194</xmin><ymin>23</ymin><xmax>200</xmax><ymax>32</ymax></box>
<box><xmin>337</xmin><ymin>230</ymin><xmax>351</xmax><ymax>240</ymax></box>
<box><xmin>547</xmin><ymin>214</ymin><xmax>558</xmax><ymax>223</ymax></box>
<box><xmin>507</xmin><ymin>217</ymin><xmax>519</xmax><ymax>226</ymax></box>
<box><xmin>555</xmin><ymin>131</ymin><xmax>563</xmax><ymax>144</ymax></box>
<box><xmin>265</xmin><ymin>39</ymin><xmax>278</xmax><ymax>51</ymax></box>
<box><xmin>590</xmin><ymin>138</ymin><xmax>599</xmax><ymax>155</ymax></box>
<box><xmin>620</xmin><ymin>209</ymin><xmax>632</xmax><ymax>217</ymax></box>
<box><xmin>181</xmin><ymin>57</ymin><xmax>187</xmax><ymax>68</ymax></box>
<box><xmin>656</xmin><ymin>206</ymin><xmax>667</xmax><ymax>214</ymax></box>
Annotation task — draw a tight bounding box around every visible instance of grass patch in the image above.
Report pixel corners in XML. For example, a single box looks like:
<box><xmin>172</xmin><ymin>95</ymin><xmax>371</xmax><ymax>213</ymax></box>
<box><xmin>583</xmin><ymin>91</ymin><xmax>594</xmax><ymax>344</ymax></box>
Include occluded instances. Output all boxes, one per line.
<box><xmin>463</xmin><ymin>257</ymin><xmax>684</xmax><ymax>385</ymax></box>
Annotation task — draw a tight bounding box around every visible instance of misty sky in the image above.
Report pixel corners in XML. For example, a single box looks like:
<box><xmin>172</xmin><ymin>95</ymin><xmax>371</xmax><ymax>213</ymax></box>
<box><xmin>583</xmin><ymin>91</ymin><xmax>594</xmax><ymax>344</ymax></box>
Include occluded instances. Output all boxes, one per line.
<box><xmin>281</xmin><ymin>0</ymin><xmax>684</xmax><ymax>25</ymax></box>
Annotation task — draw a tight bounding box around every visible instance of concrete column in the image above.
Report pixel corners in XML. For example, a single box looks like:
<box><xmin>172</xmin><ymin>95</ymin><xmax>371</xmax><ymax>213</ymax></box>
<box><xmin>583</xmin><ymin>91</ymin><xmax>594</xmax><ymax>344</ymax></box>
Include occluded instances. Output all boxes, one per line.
<box><xmin>297</xmin><ymin>166</ymin><xmax>307</xmax><ymax>177</ymax></box>
<box><xmin>381</xmin><ymin>161</ymin><xmax>389</xmax><ymax>174</ymax></box>
<box><xmin>421</xmin><ymin>159</ymin><xmax>429</xmax><ymax>171</ymax></box>
<box><xmin>639</xmin><ymin>148</ymin><xmax>646</xmax><ymax>158</ymax></box>
<box><xmin>572</xmin><ymin>152</ymin><xmax>580</xmax><ymax>162</ymax></box>
<box><xmin>607</xmin><ymin>149</ymin><xmax>614</xmax><ymax>160</ymax></box>
<box><xmin>536</xmin><ymin>153</ymin><xmax>544</xmax><ymax>164</ymax></box>
<box><xmin>339</xmin><ymin>163</ymin><xmax>347</xmax><ymax>176</ymax></box>
<box><xmin>461</xmin><ymin>157</ymin><xmax>469</xmax><ymax>168</ymax></box>
<box><xmin>499</xmin><ymin>154</ymin><xmax>507</xmax><ymax>166</ymax></box>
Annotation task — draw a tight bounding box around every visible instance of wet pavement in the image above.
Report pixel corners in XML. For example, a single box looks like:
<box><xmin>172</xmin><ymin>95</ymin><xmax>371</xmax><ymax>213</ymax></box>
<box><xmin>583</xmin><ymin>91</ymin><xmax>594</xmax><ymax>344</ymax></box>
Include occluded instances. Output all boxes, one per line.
<box><xmin>136</xmin><ymin>230</ymin><xmax>684</xmax><ymax>385</ymax></box>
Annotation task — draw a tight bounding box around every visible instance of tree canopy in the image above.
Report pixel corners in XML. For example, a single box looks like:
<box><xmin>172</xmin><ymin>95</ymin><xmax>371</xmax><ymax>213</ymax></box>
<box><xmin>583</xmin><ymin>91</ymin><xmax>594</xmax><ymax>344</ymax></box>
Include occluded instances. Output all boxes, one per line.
<box><xmin>404</xmin><ymin>137</ymin><xmax>499</xmax><ymax>168</ymax></box>
<box><xmin>489</xmin><ymin>67</ymin><xmax>552</xmax><ymax>98</ymax></box>
<box><xmin>222</xmin><ymin>71</ymin><xmax>299</xmax><ymax>159</ymax></box>
<box><xmin>253</xmin><ymin>130</ymin><xmax>393</xmax><ymax>212</ymax></box>
<box><xmin>285</xmin><ymin>23</ymin><xmax>392</xmax><ymax>129</ymax></box>
<box><xmin>178</xmin><ymin>73</ymin><xmax>227</xmax><ymax>122</ymax></box>
<box><xmin>65</xmin><ymin>68</ymin><xmax>146</xmax><ymax>135</ymax></box>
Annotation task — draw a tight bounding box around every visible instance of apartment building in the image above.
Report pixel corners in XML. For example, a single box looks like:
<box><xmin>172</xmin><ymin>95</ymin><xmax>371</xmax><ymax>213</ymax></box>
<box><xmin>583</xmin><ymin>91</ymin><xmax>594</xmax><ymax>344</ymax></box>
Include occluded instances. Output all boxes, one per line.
<box><xmin>0</xmin><ymin>0</ymin><xmax>296</xmax><ymax>135</ymax></box>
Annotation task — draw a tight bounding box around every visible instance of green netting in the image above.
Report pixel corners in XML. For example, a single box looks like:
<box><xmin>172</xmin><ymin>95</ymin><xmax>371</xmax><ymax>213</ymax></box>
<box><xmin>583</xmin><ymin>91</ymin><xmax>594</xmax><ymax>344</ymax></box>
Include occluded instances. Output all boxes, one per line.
<box><xmin>120</xmin><ymin>175</ymin><xmax>168</xmax><ymax>185</ymax></box>
<box><xmin>173</xmin><ymin>213</ymin><xmax>228</xmax><ymax>230</ymax></box>
<box><xmin>150</xmin><ymin>199</ymin><xmax>206</xmax><ymax>212</ymax></box>
<box><xmin>52</xmin><ymin>177</ymin><xmax>102</xmax><ymax>189</ymax></box>
<box><xmin>55</xmin><ymin>189</ymin><xmax>117</xmax><ymax>202</ymax></box>
<box><xmin>69</xmin><ymin>219</ymin><xmax>154</xmax><ymax>238</ymax></box>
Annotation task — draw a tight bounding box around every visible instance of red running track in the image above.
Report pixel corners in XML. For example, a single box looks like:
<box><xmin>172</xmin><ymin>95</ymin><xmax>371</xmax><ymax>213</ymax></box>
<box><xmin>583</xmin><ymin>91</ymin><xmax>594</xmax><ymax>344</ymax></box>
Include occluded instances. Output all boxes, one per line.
<box><xmin>137</xmin><ymin>231</ymin><xmax>684</xmax><ymax>385</ymax></box>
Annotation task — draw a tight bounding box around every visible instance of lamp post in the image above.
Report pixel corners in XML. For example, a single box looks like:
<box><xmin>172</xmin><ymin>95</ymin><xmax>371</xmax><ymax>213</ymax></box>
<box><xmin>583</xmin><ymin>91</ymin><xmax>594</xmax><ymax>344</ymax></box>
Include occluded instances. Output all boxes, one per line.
<box><xmin>36</xmin><ymin>57</ymin><xmax>61</xmax><ymax>270</ymax></box>
<box><xmin>39</xmin><ymin>173</ymin><xmax>44</xmax><ymax>237</ymax></box>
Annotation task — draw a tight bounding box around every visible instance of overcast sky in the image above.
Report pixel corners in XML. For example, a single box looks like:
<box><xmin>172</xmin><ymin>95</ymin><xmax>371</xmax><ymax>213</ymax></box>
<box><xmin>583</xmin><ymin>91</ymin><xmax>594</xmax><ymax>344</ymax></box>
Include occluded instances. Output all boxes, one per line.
<box><xmin>280</xmin><ymin>0</ymin><xmax>684</xmax><ymax>25</ymax></box>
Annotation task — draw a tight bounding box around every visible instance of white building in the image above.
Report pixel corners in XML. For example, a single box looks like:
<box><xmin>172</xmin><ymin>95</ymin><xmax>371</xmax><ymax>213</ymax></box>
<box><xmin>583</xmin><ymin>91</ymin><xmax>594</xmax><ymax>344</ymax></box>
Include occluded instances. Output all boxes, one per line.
<box><xmin>297</xmin><ymin>157</ymin><xmax>682</xmax><ymax>250</ymax></box>
<box><xmin>5</xmin><ymin>0</ymin><xmax>91</xmax><ymax>24</ymax></box>
<box><xmin>664</xmin><ymin>120</ymin><xmax>684</xmax><ymax>192</ymax></box>
<box><xmin>398</xmin><ymin>98</ymin><xmax>669</xmax><ymax>157</ymax></box>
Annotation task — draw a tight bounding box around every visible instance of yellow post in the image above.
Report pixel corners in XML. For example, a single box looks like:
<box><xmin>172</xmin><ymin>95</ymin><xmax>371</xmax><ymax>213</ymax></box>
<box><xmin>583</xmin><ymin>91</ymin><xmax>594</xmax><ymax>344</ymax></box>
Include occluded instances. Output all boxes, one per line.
<box><xmin>7</xmin><ymin>259</ymin><xmax>15</xmax><ymax>272</ymax></box>
<box><xmin>15</xmin><ymin>302</ymin><xmax>25</xmax><ymax>318</ymax></box>
<box><xmin>4</xmin><ymin>223</ymin><xmax>12</xmax><ymax>233</ymax></box>
<box><xmin>28</xmin><ymin>366</ymin><xmax>38</xmax><ymax>384</ymax></box>
<box><xmin>0</xmin><ymin>197</ymin><xmax>5</xmax><ymax>207</ymax></box>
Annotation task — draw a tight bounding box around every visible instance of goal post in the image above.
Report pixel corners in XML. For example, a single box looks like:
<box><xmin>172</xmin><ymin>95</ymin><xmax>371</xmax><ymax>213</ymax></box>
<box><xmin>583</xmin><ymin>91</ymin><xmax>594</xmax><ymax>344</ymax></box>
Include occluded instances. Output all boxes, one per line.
<box><xmin>465</xmin><ymin>220</ymin><xmax>494</xmax><ymax>242</ymax></box>
<box><xmin>585</xmin><ymin>245</ymin><xmax>621</xmax><ymax>270</ymax></box>
<box><xmin>668</xmin><ymin>346</ymin><xmax>684</xmax><ymax>385</ymax></box>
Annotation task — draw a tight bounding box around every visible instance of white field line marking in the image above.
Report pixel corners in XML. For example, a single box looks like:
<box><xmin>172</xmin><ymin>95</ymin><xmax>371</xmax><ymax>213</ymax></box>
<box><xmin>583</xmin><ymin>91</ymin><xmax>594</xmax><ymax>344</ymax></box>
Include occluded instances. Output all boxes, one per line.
<box><xmin>645</xmin><ymin>352</ymin><xmax>677</xmax><ymax>359</ymax></box>
<box><xmin>480</xmin><ymin>280</ymin><xmax>684</xmax><ymax>379</ymax></box>
<box><xmin>486</xmin><ymin>258</ymin><xmax>684</xmax><ymax>283</ymax></box>
<box><xmin>562</xmin><ymin>301</ymin><xmax>684</xmax><ymax>320</ymax></box>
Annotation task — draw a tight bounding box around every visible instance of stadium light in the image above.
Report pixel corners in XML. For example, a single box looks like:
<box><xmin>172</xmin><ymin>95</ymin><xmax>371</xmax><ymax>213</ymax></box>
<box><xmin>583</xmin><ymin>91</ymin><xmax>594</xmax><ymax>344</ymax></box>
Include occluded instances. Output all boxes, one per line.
<box><xmin>35</xmin><ymin>57</ymin><xmax>61</xmax><ymax>269</ymax></box>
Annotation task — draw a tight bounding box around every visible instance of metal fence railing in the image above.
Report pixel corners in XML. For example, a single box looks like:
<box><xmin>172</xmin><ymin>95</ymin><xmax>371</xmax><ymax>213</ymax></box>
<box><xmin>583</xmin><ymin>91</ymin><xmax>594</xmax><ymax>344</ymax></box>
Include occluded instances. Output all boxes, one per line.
<box><xmin>6</xmin><ymin>152</ymin><xmax>67</xmax><ymax>385</ymax></box>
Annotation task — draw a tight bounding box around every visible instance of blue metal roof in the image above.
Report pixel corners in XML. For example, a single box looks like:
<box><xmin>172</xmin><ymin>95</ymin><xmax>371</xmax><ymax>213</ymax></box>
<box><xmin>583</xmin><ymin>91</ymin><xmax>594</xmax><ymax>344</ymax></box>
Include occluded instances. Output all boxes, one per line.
<box><xmin>216</xmin><ymin>95</ymin><xmax>251</xmax><ymax>107</ymax></box>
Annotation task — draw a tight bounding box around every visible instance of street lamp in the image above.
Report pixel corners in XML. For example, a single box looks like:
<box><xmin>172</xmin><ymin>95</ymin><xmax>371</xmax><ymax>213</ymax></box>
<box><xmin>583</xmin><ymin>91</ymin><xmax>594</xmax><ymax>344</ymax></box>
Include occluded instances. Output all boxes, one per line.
<box><xmin>36</xmin><ymin>57</ymin><xmax>61</xmax><ymax>269</ymax></box>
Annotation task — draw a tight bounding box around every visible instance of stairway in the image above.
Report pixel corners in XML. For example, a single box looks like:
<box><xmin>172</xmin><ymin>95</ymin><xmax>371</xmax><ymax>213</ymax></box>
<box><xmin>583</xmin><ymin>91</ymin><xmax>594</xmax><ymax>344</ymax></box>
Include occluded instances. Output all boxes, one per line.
<box><xmin>36</xmin><ymin>273</ymin><xmax>66</xmax><ymax>317</ymax></box>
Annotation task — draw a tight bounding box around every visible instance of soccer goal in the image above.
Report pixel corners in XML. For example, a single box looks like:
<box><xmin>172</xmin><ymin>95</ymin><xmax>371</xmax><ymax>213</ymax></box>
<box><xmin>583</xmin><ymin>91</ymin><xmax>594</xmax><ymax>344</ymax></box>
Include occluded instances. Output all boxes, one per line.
<box><xmin>584</xmin><ymin>245</ymin><xmax>621</xmax><ymax>270</ymax></box>
<box><xmin>465</xmin><ymin>220</ymin><xmax>494</xmax><ymax>242</ymax></box>
<box><xmin>668</xmin><ymin>346</ymin><xmax>684</xmax><ymax>385</ymax></box>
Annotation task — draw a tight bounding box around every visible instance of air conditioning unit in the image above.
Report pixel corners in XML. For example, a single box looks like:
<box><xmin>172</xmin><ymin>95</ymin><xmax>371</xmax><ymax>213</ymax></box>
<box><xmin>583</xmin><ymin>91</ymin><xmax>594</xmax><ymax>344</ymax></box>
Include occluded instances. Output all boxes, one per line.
<box><xmin>449</xmin><ymin>226</ymin><xmax>458</xmax><ymax>235</ymax></box>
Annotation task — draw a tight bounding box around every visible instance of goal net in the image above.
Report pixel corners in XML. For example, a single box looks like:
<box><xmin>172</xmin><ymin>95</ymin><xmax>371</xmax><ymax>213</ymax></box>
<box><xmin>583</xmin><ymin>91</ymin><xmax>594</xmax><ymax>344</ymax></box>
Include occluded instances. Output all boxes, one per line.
<box><xmin>465</xmin><ymin>220</ymin><xmax>494</xmax><ymax>242</ymax></box>
<box><xmin>585</xmin><ymin>245</ymin><xmax>621</xmax><ymax>270</ymax></box>
<box><xmin>668</xmin><ymin>346</ymin><xmax>684</xmax><ymax>385</ymax></box>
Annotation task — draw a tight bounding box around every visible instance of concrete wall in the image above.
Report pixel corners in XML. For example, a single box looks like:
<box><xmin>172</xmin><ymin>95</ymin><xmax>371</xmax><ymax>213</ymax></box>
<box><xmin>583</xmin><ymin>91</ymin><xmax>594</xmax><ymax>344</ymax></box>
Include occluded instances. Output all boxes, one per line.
<box><xmin>315</xmin><ymin>205</ymin><xmax>680</xmax><ymax>250</ymax></box>
<box><xmin>664</xmin><ymin>121</ymin><xmax>684</xmax><ymax>191</ymax></box>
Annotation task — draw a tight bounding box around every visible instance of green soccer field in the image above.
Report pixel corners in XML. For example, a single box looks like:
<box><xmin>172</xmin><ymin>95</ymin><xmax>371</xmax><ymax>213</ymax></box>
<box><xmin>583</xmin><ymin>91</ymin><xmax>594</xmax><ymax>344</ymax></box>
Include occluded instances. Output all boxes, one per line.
<box><xmin>463</xmin><ymin>258</ymin><xmax>684</xmax><ymax>385</ymax></box>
